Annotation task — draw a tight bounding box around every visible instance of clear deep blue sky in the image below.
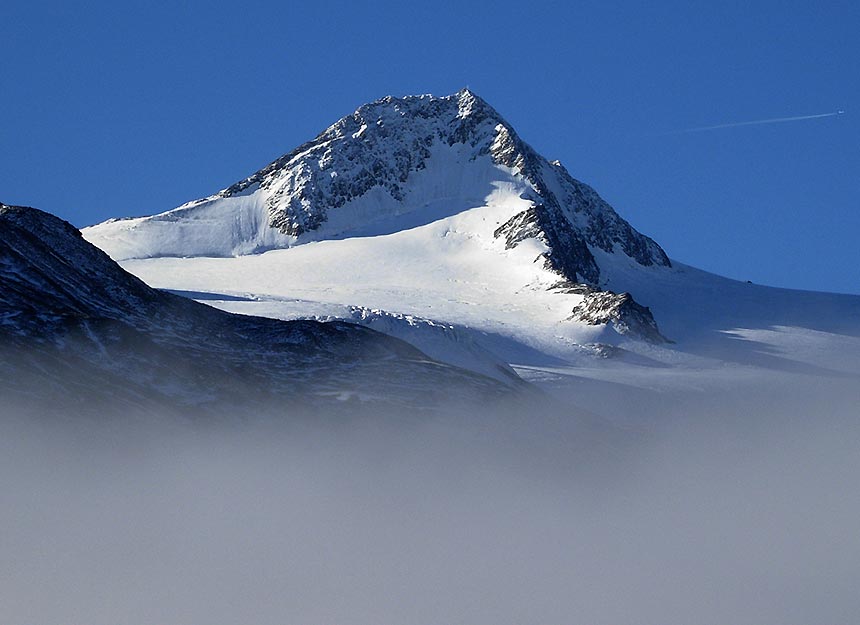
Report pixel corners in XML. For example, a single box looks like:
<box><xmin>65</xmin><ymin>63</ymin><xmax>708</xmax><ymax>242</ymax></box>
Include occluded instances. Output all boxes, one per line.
<box><xmin>2</xmin><ymin>1</ymin><xmax>857</xmax><ymax>293</ymax></box>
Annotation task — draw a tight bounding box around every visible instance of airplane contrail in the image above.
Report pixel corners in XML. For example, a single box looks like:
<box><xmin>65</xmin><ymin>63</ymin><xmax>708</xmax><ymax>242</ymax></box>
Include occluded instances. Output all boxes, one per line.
<box><xmin>669</xmin><ymin>110</ymin><xmax>844</xmax><ymax>134</ymax></box>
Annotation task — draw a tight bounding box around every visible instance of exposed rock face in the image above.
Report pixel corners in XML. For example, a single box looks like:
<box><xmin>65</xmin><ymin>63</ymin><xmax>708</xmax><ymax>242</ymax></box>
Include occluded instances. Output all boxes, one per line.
<box><xmin>217</xmin><ymin>89</ymin><xmax>670</xmax><ymax>285</ymax></box>
<box><xmin>0</xmin><ymin>203</ymin><xmax>518</xmax><ymax>417</ymax></box>
<box><xmin>555</xmin><ymin>282</ymin><xmax>669</xmax><ymax>343</ymax></box>
<box><xmin>495</xmin><ymin>204</ymin><xmax>601</xmax><ymax>285</ymax></box>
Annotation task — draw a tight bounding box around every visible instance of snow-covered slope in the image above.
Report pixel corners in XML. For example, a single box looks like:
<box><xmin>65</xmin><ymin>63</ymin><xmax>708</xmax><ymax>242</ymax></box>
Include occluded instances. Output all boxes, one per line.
<box><xmin>115</xmin><ymin>244</ymin><xmax>860</xmax><ymax>427</ymax></box>
<box><xmin>120</xmin><ymin>236</ymin><xmax>860</xmax><ymax>375</ymax></box>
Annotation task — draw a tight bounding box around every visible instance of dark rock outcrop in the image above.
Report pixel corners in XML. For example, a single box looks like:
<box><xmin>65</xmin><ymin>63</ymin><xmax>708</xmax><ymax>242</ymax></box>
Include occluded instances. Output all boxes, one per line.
<box><xmin>553</xmin><ymin>282</ymin><xmax>669</xmax><ymax>343</ymax></box>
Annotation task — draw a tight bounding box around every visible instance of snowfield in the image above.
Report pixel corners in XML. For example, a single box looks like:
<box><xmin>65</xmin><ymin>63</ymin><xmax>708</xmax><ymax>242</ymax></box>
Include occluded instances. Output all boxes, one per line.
<box><xmin>119</xmin><ymin>218</ymin><xmax>860</xmax><ymax>415</ymax></box>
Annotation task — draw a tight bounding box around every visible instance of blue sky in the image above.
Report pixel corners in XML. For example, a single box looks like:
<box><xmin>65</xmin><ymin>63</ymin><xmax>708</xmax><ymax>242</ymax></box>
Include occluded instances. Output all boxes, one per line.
<box><xmin>2</xmin><ymin>0</ymin><xmax>857</xmax><ymax>293</ymax></box>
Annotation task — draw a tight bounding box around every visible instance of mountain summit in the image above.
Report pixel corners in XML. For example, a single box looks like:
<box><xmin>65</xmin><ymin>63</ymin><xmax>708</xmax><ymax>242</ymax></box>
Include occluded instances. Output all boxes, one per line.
<box><xmin>85</xmin><ymin>89</ymin><xmax>669</xmax><ymax>288</ymax></box>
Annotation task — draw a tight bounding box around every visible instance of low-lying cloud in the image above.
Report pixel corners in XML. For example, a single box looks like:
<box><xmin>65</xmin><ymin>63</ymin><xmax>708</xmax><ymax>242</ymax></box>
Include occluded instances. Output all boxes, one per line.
<box><xmin>1</xmin><ymin>379</ymin><xmax>858</xmax><ymax>625</ymax></box>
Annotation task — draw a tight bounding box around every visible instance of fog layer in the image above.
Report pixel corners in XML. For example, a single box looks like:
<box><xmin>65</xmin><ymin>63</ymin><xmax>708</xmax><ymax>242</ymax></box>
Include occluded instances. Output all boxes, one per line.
<box><xmin>1</xmin><ymin>381</ymin><xmax>858</xmax><ymax>625</ymax></box>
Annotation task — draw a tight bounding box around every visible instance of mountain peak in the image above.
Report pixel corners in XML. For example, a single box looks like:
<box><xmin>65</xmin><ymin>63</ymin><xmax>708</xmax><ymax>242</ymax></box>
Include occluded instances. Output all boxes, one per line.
<box><xmin>454</xmin><ymin>86</ymin><xmax>490</xmax><ymax>113</ymax></box>
<box><xmin>345</xmin><ymin>89</ymin><xmax>503</xmax><ymax>132</ymax></box>
<box><xmin>84</xmin><ymin>90</ymin><xmax>670</xmax><ymax>288</ymax></box>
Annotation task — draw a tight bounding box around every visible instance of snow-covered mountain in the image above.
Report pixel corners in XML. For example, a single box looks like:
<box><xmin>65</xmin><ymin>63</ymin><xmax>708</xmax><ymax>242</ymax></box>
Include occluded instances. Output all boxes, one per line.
<box><xmin>0</xmin><ymin>202</ymin><xmax>519</xmax><ymax>417</ymax></box>
<box><xmin>85</xmin><ymin>89</ymin><xmax>667</xmax><ymax>279</ymax></box>
<box><xmin>81</xmin><ymin>91</ymin><xmax>860</xmax><ymax>406</ymax></box>
<box><xmin>84</xmin><ymin>89</ymin><xmax>671</xmax><ymax>341</ymax></box>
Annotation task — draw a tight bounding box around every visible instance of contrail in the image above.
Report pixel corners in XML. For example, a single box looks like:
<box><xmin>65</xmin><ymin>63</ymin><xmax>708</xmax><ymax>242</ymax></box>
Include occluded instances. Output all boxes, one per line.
<box><xmin>669</xmin><ymin>110</ymin><xmax>844</xmax><ymax>134</ymax></box>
